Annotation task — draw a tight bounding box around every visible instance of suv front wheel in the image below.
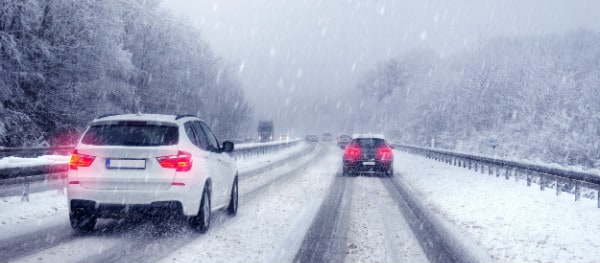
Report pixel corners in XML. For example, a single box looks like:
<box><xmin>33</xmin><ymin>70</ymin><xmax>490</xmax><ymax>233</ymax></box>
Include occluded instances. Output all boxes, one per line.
<box><xmin>227</xmin><ymin>177</ymin><xmax>238</xmax><ymax>216</ymax></box>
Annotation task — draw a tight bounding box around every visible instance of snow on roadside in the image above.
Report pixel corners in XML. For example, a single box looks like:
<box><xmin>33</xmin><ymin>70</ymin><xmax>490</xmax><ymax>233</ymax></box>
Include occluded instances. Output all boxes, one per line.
<box><xmin>0</xmin><ymin>191</ymin><xmax>69</xmax><ymax>240</ymax></box>
<box><xmin>158</xmin><ymin>145</ymin><xmax>339</xmax><ymax>263</ymax></box>
<box><xmin>0</xmin><ymin>155</ymin><xmax>69</xmax><ymax>169</ymax></box>
<box><xmin>395</xmin><ymin>151</ymin><xmax>600</xmax><ymax>262</ymax></box>
<box><xmin>236</xmin><ymin>141</ymin><xmax>308</xmax><ymax>173</ymax></box>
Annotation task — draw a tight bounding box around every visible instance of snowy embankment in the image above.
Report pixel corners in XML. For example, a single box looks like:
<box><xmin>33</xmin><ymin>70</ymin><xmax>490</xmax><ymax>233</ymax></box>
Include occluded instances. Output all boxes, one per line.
<box><xmin>0</xmin><ymin>155</ymin><xmax>69</xmax><ymax>169</ymax></box>
<box><xmin>395</xmin><ymin>151</ymin><xmax>600</xmax><ymax>262</ymax></box>
<box><xmin>0</xmin><ymin>142</ymin><xmax>311</xmax><ymax>242</ymax></box>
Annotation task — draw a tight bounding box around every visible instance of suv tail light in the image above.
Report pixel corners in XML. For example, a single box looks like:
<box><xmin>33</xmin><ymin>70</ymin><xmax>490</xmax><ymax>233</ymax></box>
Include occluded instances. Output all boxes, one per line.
<box><xmin>157</xmin><ymin>151</ymin><xmax>192</xmax><ymax>172</ymax></box>
<box><xmin>69</xmin><ymin>150</ymin><xmax>96</xmax><ymax>170</ymax></box>
<box><xmin>376</xmin><ymin>146</ymin><xmax>393</xmax><ymax>160</ymax></box>
<box><xmin>344</xmin><ymin>144</ymin><xmax>362</xmax><ymax>160</ymax></box>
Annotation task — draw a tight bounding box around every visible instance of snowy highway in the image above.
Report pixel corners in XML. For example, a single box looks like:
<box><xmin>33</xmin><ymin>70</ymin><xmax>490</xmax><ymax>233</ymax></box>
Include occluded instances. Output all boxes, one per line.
<box><xmin>1</xmin><ymin>142</ymin><xmax>599</xmax><ymax>262</ymax></box>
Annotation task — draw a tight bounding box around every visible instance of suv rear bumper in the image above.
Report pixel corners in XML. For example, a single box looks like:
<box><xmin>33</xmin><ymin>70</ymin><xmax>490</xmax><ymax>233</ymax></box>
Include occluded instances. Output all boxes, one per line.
<box><xmin>68</xmin><ymin>184</ymin><xmax>202</xmax><ymax>216</ymax></box>
<box><xmin>70</xmin><ymin>199</ymin><xmax>184</xmax><ymax>219</ymax></box>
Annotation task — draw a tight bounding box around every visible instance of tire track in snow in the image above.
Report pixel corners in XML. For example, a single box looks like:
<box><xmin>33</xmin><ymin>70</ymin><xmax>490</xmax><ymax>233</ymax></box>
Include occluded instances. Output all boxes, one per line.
<box><xmin>383</xmin><ymin>176</ymin><xmax>480</xmax><ymax>263</ymax></box>
<box><xmin>292</xmin><ymin>172</ymin><xmax>353</xmax><ymax>263</ymax></box>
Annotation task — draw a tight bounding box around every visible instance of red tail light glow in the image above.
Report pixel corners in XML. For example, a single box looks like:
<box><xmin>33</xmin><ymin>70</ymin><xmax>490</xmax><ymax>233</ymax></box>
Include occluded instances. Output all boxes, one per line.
<box><xmin>157</xmin><ymin>151</ymin><xmax>192</xmax><ymax>172</ymax></box>
<box><xmin>376</xmin><ymin>146</ymin><xmax>393</xmax><ymax>160</ymax></box>
<box><xmin>69</xmin><ymin>150</ymin><xmax>96</xmax><ymax>170</ymax></box>
<box><xmin>344</xmin><ymin>144</ymin><xmax>362</xmax><ymax>160</ymax></box>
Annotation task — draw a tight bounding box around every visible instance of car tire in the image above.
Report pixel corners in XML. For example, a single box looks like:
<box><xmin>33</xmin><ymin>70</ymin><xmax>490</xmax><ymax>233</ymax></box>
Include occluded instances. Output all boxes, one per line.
<box><xmin>342</xmin><ymin>165</ymin><xmax>351</xmax><ymax>177</ymax></box>
<box><xmin>69</xmin><ymin>210</ymin><xmax>96</xmax><ymax>233</ymax></box>
<box><xmin>188</xmin><ymin>185</ymin><xmax>211</xmax><ymax>233</ymax></box>
<box><xmin>386</xmin><ymin>166</ymin><xmax>394</xmax><ymax>177</ymax></box>
<box><xmin>227</xmin><ymin>177</ymin><xmax>238</xmax><ymax>216</ymax></box>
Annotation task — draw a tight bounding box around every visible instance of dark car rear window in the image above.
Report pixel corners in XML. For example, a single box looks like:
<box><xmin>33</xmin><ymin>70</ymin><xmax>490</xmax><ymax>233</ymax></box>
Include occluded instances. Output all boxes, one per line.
<box><xmin>353</xmin><ymin>138</ymin><xmax>386</xmax><ymax>148</ymax></box>
<box><xmin>81</xmin><ymin>122</ymin><xmax>178</xmax><ymax>146</ymax></box>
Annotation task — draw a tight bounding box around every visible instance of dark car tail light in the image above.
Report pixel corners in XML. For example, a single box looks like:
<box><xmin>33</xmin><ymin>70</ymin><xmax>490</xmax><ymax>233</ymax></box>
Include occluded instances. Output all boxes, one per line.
<box><xmin>157</xmin><ymin>151</ymin><xmax>192</xmax><ymax>172</ymax></box>
<box><xmin>69</xmin><ymin>149</ymin><xmax>96</xmax><ymax>170</ymax></box>
<box><xmin>376</xmin><ymin>145</ymin><xmax>393</xmax><ymax>160</ymax></box>
<box><xmin>344</xmin><ymin>144</ymin><xmax>362</xmax><ymax>160</ymax></box>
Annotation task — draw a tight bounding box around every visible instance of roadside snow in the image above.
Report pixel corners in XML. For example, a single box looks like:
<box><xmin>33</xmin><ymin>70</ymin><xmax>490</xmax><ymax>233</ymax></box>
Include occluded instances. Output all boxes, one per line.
<box><xmin>0</xmin><ymin>191</ymin><xmax>69</xmax><ymax>240</ymax></box>
<box><xmin>395</xmin><ymin>151</ymin><xmax>600</xmax><ymax>262</ymax></box>
<box><xmin>236</xmin><ymin>141</ymin><xmax>308</xmax><ymax>173</ymax></box>
<box><xmin>0</xmin><ymin>155</ymin><xmax>69</xmax><ymax>169</ymax></box>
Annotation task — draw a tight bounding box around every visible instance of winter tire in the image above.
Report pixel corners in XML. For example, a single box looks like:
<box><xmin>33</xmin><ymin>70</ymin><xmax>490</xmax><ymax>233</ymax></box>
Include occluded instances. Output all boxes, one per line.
<box><xmin>188</xmin><ymin>185</ymin><xmax>211</xmax><ymax>233</ymax></box>
<box><xmin>227</xmin><ymin>177</ymin><xmax>238</xmax><ymax>216</ymax></box>
<box><xmin>69</xmin><ymin>210</ymin><xmax>96</xmax><ymax>233</ymax></box>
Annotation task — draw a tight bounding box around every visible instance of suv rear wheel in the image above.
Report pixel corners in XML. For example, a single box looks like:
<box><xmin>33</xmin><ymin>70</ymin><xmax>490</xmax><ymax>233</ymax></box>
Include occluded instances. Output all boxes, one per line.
<box><xmin>188</xmin><ymin>185</ymin><xmax>211</xmax><ymax>233</ymax></box>
<box><xmin>69</xmin><ymin>209</ymin><xmax>96</xmax><ymax>233</ymax></box>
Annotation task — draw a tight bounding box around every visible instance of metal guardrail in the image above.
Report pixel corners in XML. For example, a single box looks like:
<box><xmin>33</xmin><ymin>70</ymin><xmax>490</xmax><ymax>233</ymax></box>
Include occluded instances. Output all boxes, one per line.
<box><xmin>395</xmin><ymin>144</ymin><xmax>600</xmax><ymax>208</ymax></box>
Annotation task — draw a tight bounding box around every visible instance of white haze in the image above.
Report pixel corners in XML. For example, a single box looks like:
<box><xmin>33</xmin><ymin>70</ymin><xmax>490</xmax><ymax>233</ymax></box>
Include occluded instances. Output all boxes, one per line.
<box><xmin>161</xmin><ymin>0</ymin><xmax>600</xmax><ymax>136</ymax></box>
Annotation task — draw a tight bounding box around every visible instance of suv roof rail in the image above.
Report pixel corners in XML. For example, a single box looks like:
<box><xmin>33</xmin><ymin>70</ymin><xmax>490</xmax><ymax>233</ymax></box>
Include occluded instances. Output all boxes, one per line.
<box><xmin>175</xmin><ymin>114</ymin><xmax>197</xmax><ymax>120</ymax></box>
<box><xmin>97</xmin><ymin>113</ymin><xmax>121</xmax><ymax>119</ymax></box>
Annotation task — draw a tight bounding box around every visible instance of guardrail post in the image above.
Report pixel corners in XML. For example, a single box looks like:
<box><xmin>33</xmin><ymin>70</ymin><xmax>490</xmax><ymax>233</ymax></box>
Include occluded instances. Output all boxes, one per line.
<box><xmin>526</xmin><ymin>171</ymin><xmax>531</xmax><ymax>186</ymax></box>
<box><xmin>468</xmin><ymin>161</ymin><xmax>472</xmax><ymax>170</ymax></box>
<box><xmin>496</xmin><ymin>166</ymin><xmax>500</xmax><ymax>177</ymax></box>
<box><xmin>505</xmin><ymin>167</ymin><xmax>510</xmax><ymax>180</ymax></box>
<box><xmin>556</xmin><ymin>178</ymin><xmax>561</xmax><ymax>196</ymax></box>
<box><xmin>540</xmin><ymin>174</ymin><xmax>545</xmax><ymax>191</ymax></box>
<box><xmin>574</xmin><ymin>183</ymin><xmax>580</xmax><ymax>201</ymax></box>
<box><xmin>514</xmin><ymin>169</ymin><xmax>519</xmax><ymax>182</ymax></box>
<box><xmin>21</xmin><ymin>182</ymin><xmax>30</xmax><ymax>202</ymax></box>
<box><xmin>488</xmin><ymin>165</ymin><xmax>493</xmax><ymax>175</ymax></box>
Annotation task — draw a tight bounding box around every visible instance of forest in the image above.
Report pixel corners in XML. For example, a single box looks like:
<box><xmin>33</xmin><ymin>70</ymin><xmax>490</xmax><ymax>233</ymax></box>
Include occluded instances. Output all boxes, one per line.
<box><xmin>0</xmin><ymin>0</ymin><xmax>252</xmax><ymax>147</ymax></box>
<box><xmin>355</xmin><ymin>30</ymin><xmax>600</xmax><ymax>168</ymax></box>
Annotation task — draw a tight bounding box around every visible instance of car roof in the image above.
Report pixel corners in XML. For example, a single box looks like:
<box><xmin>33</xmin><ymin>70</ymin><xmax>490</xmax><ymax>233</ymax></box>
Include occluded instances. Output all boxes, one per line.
<box><xmin>352</xmin><ymin>133</ymin><xmax>386</xmax><ymax>140</ymax></box>
<box><xmin>91</xmin><ymin>113</ymin><xmax>203</xmax><ymax>124</ymax></box>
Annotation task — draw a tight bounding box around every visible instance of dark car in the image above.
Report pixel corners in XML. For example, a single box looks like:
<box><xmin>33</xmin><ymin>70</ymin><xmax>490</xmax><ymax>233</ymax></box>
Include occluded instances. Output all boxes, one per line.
<box><xmin>342</xmin><ymin>134</ymin><xmax>393</xmax><ymax>177</ymax></box>
<box><xmin>337</xmin><ymin>134</ymin><xmax>351</xmax><ymax>148</ymax></box>
<box><xmin>305</xmin><ymin>134</ymin><xmax>319</xmax><ymax>142</ymax></box>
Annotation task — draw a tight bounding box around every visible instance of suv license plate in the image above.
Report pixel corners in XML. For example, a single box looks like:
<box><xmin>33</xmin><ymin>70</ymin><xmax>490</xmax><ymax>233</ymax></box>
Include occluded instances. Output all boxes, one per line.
<box><xmin>106</xmin><ymin>159</ymin><xmax>146</xmax><ymax>169</ymax></box>
<box><xmin>362</xmin><ymin>161</ymin><xmax>376</xmax><ymax>166</ymax></box>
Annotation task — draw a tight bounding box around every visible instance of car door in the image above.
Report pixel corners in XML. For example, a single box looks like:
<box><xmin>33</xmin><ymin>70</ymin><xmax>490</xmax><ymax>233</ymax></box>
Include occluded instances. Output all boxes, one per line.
<box><xmin>198</xmin><ymin>121</ymin><xmax>235</xmax><ymax>207</ymax></box>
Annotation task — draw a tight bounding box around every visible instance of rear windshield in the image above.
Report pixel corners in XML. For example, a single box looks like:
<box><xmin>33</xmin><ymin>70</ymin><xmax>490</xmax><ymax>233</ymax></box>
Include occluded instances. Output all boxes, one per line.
<box><xmin>352</xmin><ymin>138</ymin><xmax>386</xmax><ymax>148</ymax></box>
<box><xmin>81</xmin><ymin>122</ymin><xmax>178</xmax><ymax>146</ymax></box>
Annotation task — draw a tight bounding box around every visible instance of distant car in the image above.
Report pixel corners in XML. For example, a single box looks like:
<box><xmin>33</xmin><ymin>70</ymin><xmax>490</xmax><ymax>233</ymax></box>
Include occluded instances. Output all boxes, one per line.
<box><xmin>67</xmin><ymin>114</ymin><xmax>238</xmax><ymax>233</ymax></box>
<box><xmin>337</xmin><ymin>135</ymin><xmax>351</xmax><ymax>148</ymax></box>
<box><xmin>321</xmin><ymin>132</ymin><xmax>333</xmax><ymax>142</ymax></box>
<box><xmin>305</xmin><ymin>134</ymin><xmax>319</xmax><ymax>142</ymax></box>
<box><xmin>342</xmin><ymin>134</ymin><xmax>394</xmax><ymax>177</ymax></box>
<box><xmin>279</xmin><ymin>134</ymin><xmax>289</xmax><ymax>141</ymax></box>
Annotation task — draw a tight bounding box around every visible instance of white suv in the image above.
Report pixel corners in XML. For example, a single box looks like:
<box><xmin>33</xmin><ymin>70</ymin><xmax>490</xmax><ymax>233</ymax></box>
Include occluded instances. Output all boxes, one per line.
<box><xmin>67</xmin><ymin>114</ymin><xmax>238</xmax><ymax>233</ymax></box>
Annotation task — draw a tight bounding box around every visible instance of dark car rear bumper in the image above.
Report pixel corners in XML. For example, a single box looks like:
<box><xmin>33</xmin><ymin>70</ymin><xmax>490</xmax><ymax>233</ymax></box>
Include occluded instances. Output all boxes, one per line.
<box><xmin>343</xmin><ymin>159</ymin><xmax>392</xmax><ymax>172</ymax></box>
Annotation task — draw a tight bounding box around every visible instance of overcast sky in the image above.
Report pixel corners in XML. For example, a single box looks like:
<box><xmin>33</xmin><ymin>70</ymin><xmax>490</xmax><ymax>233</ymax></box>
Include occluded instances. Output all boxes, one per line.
<box><xmin>161</xmin><ymin>0</ymin><xmax>600</xmax><ymax>136</ymax></box>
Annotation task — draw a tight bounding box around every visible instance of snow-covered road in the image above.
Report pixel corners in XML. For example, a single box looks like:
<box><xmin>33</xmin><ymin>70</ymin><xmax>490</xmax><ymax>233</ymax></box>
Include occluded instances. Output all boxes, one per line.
<box><xmin>1</xmin><ymin>143</ymin><xmax>598</xmax><ymax>262</ymax></box>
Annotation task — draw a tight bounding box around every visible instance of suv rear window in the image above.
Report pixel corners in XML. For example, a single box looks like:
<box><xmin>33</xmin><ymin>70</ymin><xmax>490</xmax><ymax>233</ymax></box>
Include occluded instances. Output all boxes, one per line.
<box><xmin>81</xmin><ymin>122</ymin><xmax>178</xmax><ymax>146</ymax></box>
<box><xmin>353</xmin><ymin>138</ymin><xmax>386</xmax><ymax>148</ymax></box>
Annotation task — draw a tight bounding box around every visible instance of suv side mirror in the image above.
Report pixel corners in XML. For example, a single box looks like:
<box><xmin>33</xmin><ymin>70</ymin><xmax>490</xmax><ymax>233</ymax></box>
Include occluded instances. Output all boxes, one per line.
<box><xmin>221</xmin><ymin>141</ymin><xmax>234</xmax><ymax>153</ymax></box>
